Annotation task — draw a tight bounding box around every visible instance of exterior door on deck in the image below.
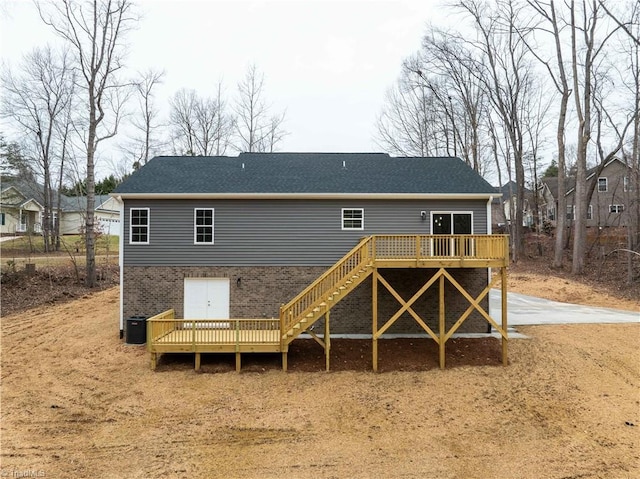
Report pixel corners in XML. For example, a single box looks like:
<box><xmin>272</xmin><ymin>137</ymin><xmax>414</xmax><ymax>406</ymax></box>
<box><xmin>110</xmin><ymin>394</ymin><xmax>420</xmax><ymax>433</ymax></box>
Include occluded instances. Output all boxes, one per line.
<box><xmin>431</xmin><ymin>213</ymin><xmax>473</xmax><ymax>256</ymax></box>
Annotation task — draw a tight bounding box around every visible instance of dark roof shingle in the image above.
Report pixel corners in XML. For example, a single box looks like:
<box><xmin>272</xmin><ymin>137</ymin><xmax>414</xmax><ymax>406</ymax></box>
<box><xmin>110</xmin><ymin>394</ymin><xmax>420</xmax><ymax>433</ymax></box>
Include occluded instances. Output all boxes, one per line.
<box><xmin>114</xmin><ymin>153</ymin><xmax>496</xmax><ymax>196</ymax></box>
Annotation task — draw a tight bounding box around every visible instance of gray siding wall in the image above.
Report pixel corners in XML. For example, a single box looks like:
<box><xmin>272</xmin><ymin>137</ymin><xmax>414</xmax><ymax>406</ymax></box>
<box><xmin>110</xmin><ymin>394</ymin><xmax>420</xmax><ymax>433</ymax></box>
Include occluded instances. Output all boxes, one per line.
<box><xmin>123</xmin><ymin>198</ymin><xmax>488</xmax><ymax>266</ymax></box>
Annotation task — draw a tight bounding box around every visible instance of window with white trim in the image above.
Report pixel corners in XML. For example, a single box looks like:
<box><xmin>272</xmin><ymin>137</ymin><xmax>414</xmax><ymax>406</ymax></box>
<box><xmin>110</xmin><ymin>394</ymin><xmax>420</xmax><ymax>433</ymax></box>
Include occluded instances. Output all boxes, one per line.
<box><xmin>130</xmin><ymin>208</ymin><xmax>149</xmax><ymax>244</ymax></box>
<box><xmin>194</xmin><ymin>208</ymin><xmax>214</xmax><ymax>244</ymax></box>
<box><xmin>609</xmin><ymin>204</ymin><xmax>624</xmax><ymax>213</ymax></box>
<box><xmin>566</xmin><ymin>205</ymin><xmax>574</xmax><ymax>220</ymax></box>
<box><xmin>586</xmin><ymin>204</ymin><xmax>593</xmax><ymax>220</ymax></box>
<box><xmin>624</xmin><ymin>176</ymin><xmax>629</xmax><ymax>192</ymax></box>
<box><xmin>342</xmin><ymin>208</ymin><xmax>364</xmax><ymax>230</ymax></box>
<box><xmin>597</xmin><ymin>177</ymin><xmax>607</xmax><ymax>192</ymax></box>
<box><xmin>547</xmin><ymin>206</ymin><xmax>556</xmax><ymax>221</ymax></box>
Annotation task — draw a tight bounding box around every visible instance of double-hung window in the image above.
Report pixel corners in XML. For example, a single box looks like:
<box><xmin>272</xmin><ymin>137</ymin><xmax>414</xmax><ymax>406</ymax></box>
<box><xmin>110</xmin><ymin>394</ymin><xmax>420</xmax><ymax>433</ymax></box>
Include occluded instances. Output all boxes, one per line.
<box><xmin>130</xmin><ymin>208</ymin><xmax>149</xmax><ymax>244</ymax></box>
<box><xmin>342</xmin><ymin>208</ymin><xmax>364</xmax><ymax>230</ymax></box>
<box><xmin>194</xmin><ymin>208</ymin><xmax>214</xmax><ymax>244</ymax></box>
<box><xmin>566</xmin><ymin>205</ymin><xmax>575</xmax><ymax>220</ymax></box>
<box><xmin>597</xmin><ymin>177</ymin><xmax>607</xmax><ymax>192</ymax></box>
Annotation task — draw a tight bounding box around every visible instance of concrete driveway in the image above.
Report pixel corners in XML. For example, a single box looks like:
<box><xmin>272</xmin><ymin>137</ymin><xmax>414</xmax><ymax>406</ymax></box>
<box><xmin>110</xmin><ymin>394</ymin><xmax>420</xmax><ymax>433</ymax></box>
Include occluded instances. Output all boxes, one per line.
<box><xmin>489</xmin><ymin>290</ymin><xmax>639</xmax><ymax>326</ymax></box>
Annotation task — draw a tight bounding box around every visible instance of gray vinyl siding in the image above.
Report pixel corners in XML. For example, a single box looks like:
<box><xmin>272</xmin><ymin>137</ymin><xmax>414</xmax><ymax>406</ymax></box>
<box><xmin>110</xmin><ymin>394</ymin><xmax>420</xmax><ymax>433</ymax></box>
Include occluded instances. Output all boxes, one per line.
<box><xmin>123</xmin><ymin>199</ymin><xmax>488</xmax><ymax>266</ymax></box>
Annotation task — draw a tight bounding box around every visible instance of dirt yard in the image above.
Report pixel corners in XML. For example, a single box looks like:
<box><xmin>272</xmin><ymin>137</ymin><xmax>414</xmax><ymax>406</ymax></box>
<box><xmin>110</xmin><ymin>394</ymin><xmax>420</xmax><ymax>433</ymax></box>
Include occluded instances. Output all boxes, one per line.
<box><xmin>1</xmin><ymin>269</ymin><xmax>638</xmax><ymax>479</ymax></box>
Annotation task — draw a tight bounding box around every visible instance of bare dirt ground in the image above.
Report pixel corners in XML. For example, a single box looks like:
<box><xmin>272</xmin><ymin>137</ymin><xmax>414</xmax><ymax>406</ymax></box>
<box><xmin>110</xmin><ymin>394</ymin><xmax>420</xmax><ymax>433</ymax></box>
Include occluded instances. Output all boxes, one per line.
<box><xmin>1</xmin><ymin>269</ymin><xmax>639</xmax><ymax>478</ymax></box>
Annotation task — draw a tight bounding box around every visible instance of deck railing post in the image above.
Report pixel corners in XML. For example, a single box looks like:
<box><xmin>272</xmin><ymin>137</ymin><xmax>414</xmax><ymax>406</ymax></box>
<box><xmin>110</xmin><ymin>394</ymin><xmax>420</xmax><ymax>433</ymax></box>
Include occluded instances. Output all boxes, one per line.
<box><xmin>192</xmin><ymin>319</ymin><xmax>196</xmax><ymax>352</ymax></box>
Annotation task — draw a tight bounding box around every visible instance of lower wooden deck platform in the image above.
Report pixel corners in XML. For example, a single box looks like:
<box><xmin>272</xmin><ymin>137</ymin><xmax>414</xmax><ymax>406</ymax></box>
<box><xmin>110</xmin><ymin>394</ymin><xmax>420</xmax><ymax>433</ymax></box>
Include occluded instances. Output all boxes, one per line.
<box><xmin>147</xmin><ymin>314</ymin><xmax>283</xmax><ymax>371</ymax></box>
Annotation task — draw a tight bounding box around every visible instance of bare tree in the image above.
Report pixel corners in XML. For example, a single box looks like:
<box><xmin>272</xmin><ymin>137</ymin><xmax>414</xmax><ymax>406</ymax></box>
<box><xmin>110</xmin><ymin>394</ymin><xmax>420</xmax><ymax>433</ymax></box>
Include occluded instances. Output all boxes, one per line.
<box><xmin>521</xmin><ymin>0</ymin><xmax>574</xmax><ymax>268</ymax></box>
<box><xmin>376</xmin><ymin>32</ymin><xmax>492</xmax><ymax>176</ymax></box>
<box><xmin>234</xmin><ymin>64</ymin><xmax>287</xmax><ymax>153</ymax></box>
<box><xmin>375</xmin><ymin>70</ymin><xmax>441</xmax><ymax>157</ymax></box>
<box><xmin>210</xmin><ymin>81</ymin><xmax>234</xmax><ymax>156</ymax></box>
<box><xmin>169</xmin><ymin>88</ymin><xmax>198</xmax><ymax>155</ymax></box>
<box><xmin>37</xmin><ymin>0</ymin><xmax>138</xmax><ymax>287</ymax></box>
<box><xmin>455</xmin><ymin>0</ymin><xmax>537</xmax><ymax>262</ymax></box>
<box><xmin>1</xmin><ymin>45</ymin><xmax>75</xmax><ymax>252</ymax></box>
<box><xmin>125</xmin><ymin>68</ymin><xmax>165</xmax><ymax>168</ymax></box>
<box><xmin>567</xmin><ymin>0</ymin><xmax>626</xmax><ymax>274</ymax></box>
<box><xmin>169</xmin><ymin>83</ymin><xmax>234</xmax><ymax>156</ymax></box>
<box><xmin>598</xmin><ymin>0</ymin><xmax>640</xmax><ymax>46</ymax></box>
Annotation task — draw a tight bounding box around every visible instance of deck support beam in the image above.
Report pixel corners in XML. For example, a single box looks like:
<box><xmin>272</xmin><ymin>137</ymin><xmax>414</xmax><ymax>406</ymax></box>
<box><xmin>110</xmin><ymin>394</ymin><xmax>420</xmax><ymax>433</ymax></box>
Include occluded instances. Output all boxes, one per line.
<box><xmin>325</xmin><ymin>311</ymin><xmax>331</xmax><ymax>371</ymax></box>
<box><xmin>282</xmin><ymin>350</ymin><xmax>288</xmax><ymax>372</ymax></box>
<box><xmin>236</xmin><ymin>352</ymin><xmax>241</xmax><ymax>372</ymax></box>
<box><xmin>372</xmin><ymin>268</ymin><xmax>379</xmax><ymax>372</ymax></box>
<box><xmin>195</xmin><ymin>352</ymin><xmax>201</xmax><ymax>371</ymax></box>
<box><xmin>502</xmin><ymin>266</ymin><xmax>508</xmax><ymax>366</ymax></box>
<box><xmin>439</xmin><ymin>274</ymin><xmax>446</xmax><ymax>369</ymax></box>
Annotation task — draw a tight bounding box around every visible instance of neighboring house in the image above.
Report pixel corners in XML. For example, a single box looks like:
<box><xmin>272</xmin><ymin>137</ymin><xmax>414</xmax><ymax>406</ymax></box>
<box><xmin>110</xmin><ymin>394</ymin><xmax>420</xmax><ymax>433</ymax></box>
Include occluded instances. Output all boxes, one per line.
<box><xmin>495</xmin><ymin>180</ymin><xmax>535</xmax><ymax>228</ymax></box>
<box><xmin>113</xmin><ymin>152</ymin><xmax>506</xmax><ymax>346</ymax></box>
<box><xmin>59</xmin><ymin>195</ymin><xmax>121</xmax><ymax>236</ymax></box>
<box><xmin>0</xmin><ymin>183</ymin><xmax>43</xmax><ymax>235</ymax></box>
<box><xmin>539</xmin><ymin>158</ymin><xmax>633</xmax><ymax>228</ymax></box>
<box><xmin>0</xmin><ymin>177</ymin><xmax>121</xmax><ymax>236</ymax></box>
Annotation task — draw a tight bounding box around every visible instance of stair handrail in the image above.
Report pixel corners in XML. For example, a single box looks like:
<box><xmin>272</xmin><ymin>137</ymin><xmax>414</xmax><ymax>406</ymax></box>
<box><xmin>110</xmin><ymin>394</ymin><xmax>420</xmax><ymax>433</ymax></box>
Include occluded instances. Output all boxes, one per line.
<box><xmin>280</xmin><ymin>236</ymin><xmax>373</xmax><ymax>335</ymax></box>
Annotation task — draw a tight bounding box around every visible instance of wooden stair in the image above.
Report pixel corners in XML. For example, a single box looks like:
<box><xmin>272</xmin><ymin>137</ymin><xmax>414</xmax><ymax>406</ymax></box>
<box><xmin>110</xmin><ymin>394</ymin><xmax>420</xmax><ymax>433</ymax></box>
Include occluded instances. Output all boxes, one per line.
<box><xmin>280</xmin><ymin>237</ymin><xmax>374</xmax><ymax>344</ymax></box>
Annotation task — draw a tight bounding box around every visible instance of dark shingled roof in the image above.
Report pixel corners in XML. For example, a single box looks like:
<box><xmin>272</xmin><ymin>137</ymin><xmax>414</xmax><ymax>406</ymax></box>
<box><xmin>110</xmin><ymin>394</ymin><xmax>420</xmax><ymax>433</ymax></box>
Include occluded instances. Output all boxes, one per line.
<box><xmin>113</xmin><ymin>152</ymin><xmax>496</xmax><ymax>195</ymax></box>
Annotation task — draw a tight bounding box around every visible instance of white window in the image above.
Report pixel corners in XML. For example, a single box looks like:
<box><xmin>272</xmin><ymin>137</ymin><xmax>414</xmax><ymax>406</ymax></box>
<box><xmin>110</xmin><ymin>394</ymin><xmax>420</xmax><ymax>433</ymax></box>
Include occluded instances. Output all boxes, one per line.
<box><xmin>598</xmin><ymin>177</ymin><xmax>607</xmax><ymax>192</ymax></box>
<box><xmin>586</xmin><ymin>205</ymin><xmax>593</xmax><ymax>220</ymax></box>
<box><xmin>624</xmin><ymin>177</ymin><xmax>629</xmax><ymax>192</ymax></box>
<box><xmin>194</xmin><ymin>208</ymin><xmax>214</xmax><ymax>244</ymax></box>
<box><xmin>566</xmin><ymin>205</ymin><xmax>574</xmax><ymax>220</ymax></box>
<box><xmin>130</xmin><ymin>208</ymin><xmax>149</xmax><ymax>244</ymax></box>
<box><xmin>609</xmin><ymin>204</ymin><xmax>624</xmax><ymax>214</ymax></box>
<box><xmin>342</xmin><ymin>208</ymin><xmax>364</xmax><ymax>230</ymax></box>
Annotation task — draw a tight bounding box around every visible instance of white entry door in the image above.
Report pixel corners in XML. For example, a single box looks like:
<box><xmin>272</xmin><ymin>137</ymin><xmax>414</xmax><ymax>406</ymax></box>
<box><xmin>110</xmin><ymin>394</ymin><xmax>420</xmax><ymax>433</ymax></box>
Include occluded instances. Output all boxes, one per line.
<box><xmin>184</xmin><ymin>278</ymin><xmax>230</xmax><ymax>319</ymax></box>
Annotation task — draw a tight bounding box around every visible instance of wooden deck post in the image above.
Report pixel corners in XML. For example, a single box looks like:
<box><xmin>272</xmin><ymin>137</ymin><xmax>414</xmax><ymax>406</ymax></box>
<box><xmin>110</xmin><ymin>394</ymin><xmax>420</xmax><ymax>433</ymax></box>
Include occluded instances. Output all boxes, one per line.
<box><xmin>372</xmin><ymin>268</ymin><xmax>378</xmax><ymax>372</ymax></box>
<box><xmin>195</xmin><ymin>352</ymin><xmax>201</xmax><ymax>371</ymax></box>
<box><xmin>325</xmin><ymin>311</ymin><xmax>331</xmax><ymax>372</ymax></box>
<box><xmin>282</xmin><ymin>350</ymin><xmax>288</xmax><ymax>372</ymax></box>
<box><xmin>439</xmin><ymin>273</ymin><xmax>446</xmax><ymax>369</ymax></box>
<box><xmin>150</xmin><ymin>353</ymin><xmax>157</xmax><ymax>371</ymax></box>
<box><xmin>235</xmin><ymin>352</ymin><xmax>241</xmax><ymax>372</ymax></box>
<box><xmin>501</xmin><ymin>266</ymin><xmax>508</xmax><ymax>366</ymax></box>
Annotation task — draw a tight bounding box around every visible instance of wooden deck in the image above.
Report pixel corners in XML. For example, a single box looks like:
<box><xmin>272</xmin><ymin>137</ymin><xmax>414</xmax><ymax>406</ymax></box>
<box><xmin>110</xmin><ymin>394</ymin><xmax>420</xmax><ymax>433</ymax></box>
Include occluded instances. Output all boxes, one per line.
<box><xmin>147</xmin><ymin>312</ymin><xmax>281</xmax><ymax>371</ymax></box>
<box><xmin>147</xmin><ymin>234</ymin><xmax>509</xmax><ymax>372</ymax></box>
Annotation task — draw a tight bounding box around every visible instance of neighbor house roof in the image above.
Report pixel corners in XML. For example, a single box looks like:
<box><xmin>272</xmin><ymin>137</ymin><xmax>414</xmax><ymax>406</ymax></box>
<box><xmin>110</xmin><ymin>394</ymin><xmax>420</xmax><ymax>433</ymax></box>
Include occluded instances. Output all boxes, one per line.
<box><xmin>1</xmin><ymin>177</ymin><xmax>113</xmax><ymax>212</ymax></box>
<box><xmin>60</xmin><ymin>194</ymin><xmax>113</xmax><ymax>212</ymax></box>
<box><xmin>113</xmin><ymin>152</ymin><xmax>498</xmax><ymax>199</ymax></box>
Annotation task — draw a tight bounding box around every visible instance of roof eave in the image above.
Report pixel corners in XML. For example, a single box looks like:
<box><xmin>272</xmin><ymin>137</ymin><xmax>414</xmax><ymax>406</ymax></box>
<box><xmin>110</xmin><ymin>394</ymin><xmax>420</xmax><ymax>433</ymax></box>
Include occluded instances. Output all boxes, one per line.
<box><xmin>111</xmin><ymin>192</ymin><xmax>499</xmax><ymax>200</ymax></box>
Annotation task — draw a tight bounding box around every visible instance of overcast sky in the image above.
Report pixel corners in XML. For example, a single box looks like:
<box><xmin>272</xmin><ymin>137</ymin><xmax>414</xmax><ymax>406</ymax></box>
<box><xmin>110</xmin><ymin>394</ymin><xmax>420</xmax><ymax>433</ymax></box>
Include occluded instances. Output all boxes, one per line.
<box><xmin>1</xmin><ymin>0</ymin><xmax>449</xmax><ymax>164</ymax></box>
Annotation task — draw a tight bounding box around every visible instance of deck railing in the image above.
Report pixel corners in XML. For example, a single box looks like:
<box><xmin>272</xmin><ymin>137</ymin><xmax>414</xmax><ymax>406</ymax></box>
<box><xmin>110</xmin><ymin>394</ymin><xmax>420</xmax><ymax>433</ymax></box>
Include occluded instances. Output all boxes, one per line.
<box><xmin>147</xmin><ymin>312</ymin><xmax>280</xmax><ymax>350</ymax></box>
<box><xmin>372</xmin><ymin>234</ymin><xmax>508</xmax><ymax>261</ymax></box>
<box><xmin>280</xmin><ymin>236</ymin><xmax>373</xmax><ymax>339</ymax></box>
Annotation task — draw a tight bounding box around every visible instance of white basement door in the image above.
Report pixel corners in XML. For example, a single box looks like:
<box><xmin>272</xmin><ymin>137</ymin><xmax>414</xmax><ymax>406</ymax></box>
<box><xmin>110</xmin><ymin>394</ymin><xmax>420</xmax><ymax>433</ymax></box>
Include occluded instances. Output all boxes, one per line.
<box><xmin>183</xmin><ymin>278</ymin><xmax>230</xmax><ymax>319</ymax></box>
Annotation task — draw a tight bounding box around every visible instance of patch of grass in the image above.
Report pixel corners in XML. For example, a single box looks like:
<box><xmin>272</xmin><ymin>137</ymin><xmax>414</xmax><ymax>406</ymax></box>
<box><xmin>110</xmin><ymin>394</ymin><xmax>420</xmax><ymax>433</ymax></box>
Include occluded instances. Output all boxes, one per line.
<box><xmin>0</xmin><ymin>234</ymin><xmax>119</xmax><ymax>259</ymax></box>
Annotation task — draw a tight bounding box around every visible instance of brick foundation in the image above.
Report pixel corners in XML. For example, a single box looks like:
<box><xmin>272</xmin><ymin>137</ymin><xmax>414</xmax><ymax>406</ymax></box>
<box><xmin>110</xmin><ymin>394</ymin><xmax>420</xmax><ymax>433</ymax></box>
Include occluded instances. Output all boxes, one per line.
<box><xmin>123</xmin><ymin>266</ymin><xmax>491</xmax><ymax>335</ymax></box>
